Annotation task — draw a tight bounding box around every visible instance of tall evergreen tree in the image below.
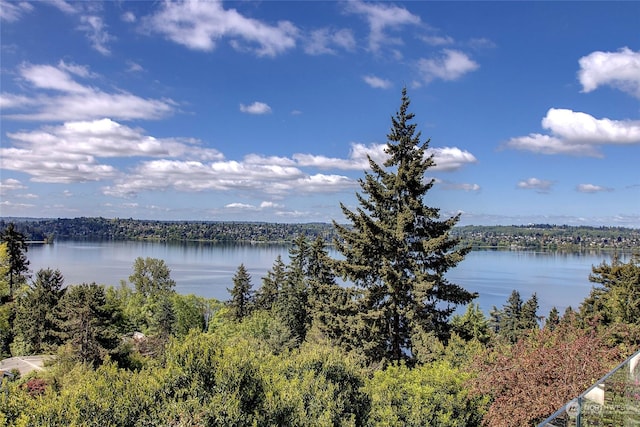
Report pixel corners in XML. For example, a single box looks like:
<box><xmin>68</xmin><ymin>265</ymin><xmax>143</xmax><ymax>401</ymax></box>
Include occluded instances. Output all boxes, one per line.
<box><xmin>520</xmin><ymin>292</ymin><xmax>540</xmax><ymax>330</ymax></box>
<box><xmin>57</xmin><ymin>283</ymin><xmax>119</xmax><ymax>366</ymax></box>
<box><xmin>0</xmin><ymin>223</ymin><xmax>30</xmax><ymax>297</ymax></box>
<box><xmin>277</xmin><ymin>234</ymin><xmax>311</xmax><ymax>344</ymax></box>
<box><xmin>13</xmin><ymin>268</ymin><xmax>65</xmax><ymax>354</ymax></box>
<box><xmin>333</xmin><ymin>88</ymin><xmax>476</xmax><ymax>363</ymax></box>
<box><xmin>498</xmin><ymin>290</ymin><xmax>523</xmax><ymax>343</ymax></box>
<box><xmin>227</xmin><ymin>263</ymin><xmax>254</xmax><ymax>321</ymax></box>
<box><xmin>545</xmin><ymin>306</ymin><xmax>560</xmax><ymax>331</ymax></box>
<box><xmin>255</xmin><ymin>255</ymin><xmax>286</xmax><ymax>311</ymax></box>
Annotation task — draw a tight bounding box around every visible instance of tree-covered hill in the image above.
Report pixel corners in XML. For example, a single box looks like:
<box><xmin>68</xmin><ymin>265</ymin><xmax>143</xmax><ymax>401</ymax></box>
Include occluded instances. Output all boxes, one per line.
<box><xmin>2</xmin><ymin>217</ymin><xmax>638</xmax><ymax>250</ymax></box>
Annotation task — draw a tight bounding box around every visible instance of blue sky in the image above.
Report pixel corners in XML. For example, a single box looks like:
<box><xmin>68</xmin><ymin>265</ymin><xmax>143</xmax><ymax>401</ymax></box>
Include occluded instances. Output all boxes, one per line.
<box><xmin>1</xmin><ymin>1</ymin><xmax>639</xmax><ymax>226</ymax></box>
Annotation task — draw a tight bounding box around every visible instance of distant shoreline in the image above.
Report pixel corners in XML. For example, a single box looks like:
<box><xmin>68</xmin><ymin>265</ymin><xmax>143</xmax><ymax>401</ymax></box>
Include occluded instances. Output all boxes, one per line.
<box><xmin>4</xmin><ymin>217</ymin><xmax>638</xmax><ymax>252</ymax></box>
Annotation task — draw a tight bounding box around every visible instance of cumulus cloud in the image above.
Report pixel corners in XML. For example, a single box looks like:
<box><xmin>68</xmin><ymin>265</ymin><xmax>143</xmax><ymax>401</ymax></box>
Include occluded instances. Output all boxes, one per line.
<box><xmin>1</xmin><ymin>61</ymin><xmax>175</xmax><ymax>121</ymax></box>
<box><xmin>103</xmin><ymin>159</ymin><xmax>354</xmax><ymax>198</ymax></box>
<box><xmin>577</xmin><ymin>184</ymin><xmax>613</xmax><ymax>193</ymax></box>
<box><xmin>240</xmin><ymin>102</ymin><xmax>272</xmax><ymax>115</ymax></box>
<box><xmin>363</xmin><ymin>75</ymin><xmax>392</xmax><ymax>89</ymax></box>
<box><xmin>144</xmin><ymin>0</ymin><xmax>298</xmax><ymax>57</ymax></box>
<box><xmin>517</xmin><ymin>178</ymin><xmax>553</xmax><ymax>193</ymax></box>
<box><xmin>542</xmin><ymin>108</ymin><xmax>640</xmax><ymax>144</ymax></box>
<box><xmin>578</xmin><ymin>47</ymin><xmax>640</xmax><ymax>99</ymax></box>
<box><xmin>292</xmin><ymin>143</ymin><xmax>476</xmax><ymax>172</ymax></box>
<box><xmin>344</xmin><ymin>0</ymin><xmax>420</xmax><ymax>53</ymax></box>
<box><xmin>304</xmin><ymin>28</ymin><xmax>355</xmax><ymax>55</ymax></box>
<box><xmin>429</xmin><ymin>147</ymin><xmax>478</xmax><ymax>171</ymax></box>
<box><xmin>1</xmin><ymin>119</ymin><xmax>221</xmax><ymax>184</ymax></box>
<box><xmin>505</xmin><ymin>108</ymin><xmax>640</xmax><ymax>156</ymax></box>
<box><xmin>417</xmin><ymin>49</ymin><xmax>479</xmax><ymax>83</ymax></box>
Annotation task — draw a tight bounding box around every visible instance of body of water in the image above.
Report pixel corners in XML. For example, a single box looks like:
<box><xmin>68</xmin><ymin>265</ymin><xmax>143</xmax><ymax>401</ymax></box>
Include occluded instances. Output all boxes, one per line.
<box><xmin>25</xmin><ymin>240</ymin><xmax>628</xmax><ymax>318</ymax></box>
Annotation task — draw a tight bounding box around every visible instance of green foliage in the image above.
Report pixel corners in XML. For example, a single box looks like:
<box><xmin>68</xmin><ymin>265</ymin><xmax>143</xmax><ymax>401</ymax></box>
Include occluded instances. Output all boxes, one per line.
<box><xmin>276</xmin><ymin>235</ymin><xmax>312</xmax><ymax>344</ymax></box>
<box><xmin>451</xmin><ymin>302</ymin><xmax>491</xmax><ymax>344</ymax></box>
<box><xmin>227</xmin><ymin>263</ymin><xmax>254</xmax><ymax>321</ymax></box>
<box><xmin>0</xmin><ymin>223</ymin><xmax>30</xmax><ymax>297</ymax></box>
<box><xmin>56</xmin><ymin>283</ymin><xmax>120</xmax><ymax>367</ymax></box>
<box><xmin>128</xmin><ymin>257</ymin><xmax>176</xmax><ymax>298</ymax></box>
<box><xmin>334</xmin><ymin>88</ymin><xmax>475</xmax><ymax>364</ymax></box>
<box><xmin>581</xmin><ymin>254</ymin><xmax>640</xmax><ymax>327</ymax></box>
<box><xmin>492</xmin><ymin>290</ymin><xmax>540</xmax><ymax>343</ymax></box>
<box><xmin>366</xmin><ymin>360</ymin><xmax>486</xmax><ymax>426</ymax></box>
<box><xmin>545</xmin><ymin>306</ymin><xmax>560</xmax><ymax>331</ymax></box>
<box><xmin>12</xmin><ymin>268</ymin><xmax>65</xmax><ymax>355</ymax></box>
<box><xmin>255</xmin><ymin>254</ymin><xmax>285</xmax><ymax>311</ymax></box>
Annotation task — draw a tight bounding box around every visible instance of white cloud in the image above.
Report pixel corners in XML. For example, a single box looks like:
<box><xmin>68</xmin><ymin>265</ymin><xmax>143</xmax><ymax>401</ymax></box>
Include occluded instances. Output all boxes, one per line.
<box><xmin>144</xmin><ymin>0</ymin><xmax>298</xmax><ymax>57</ymax></box>
<box><xmin>0</xmin><ymin>178</ymin><xmax>27</xmax><ymax>195</ymax></box>
<box><xmin>127</xmin><ymin>61</ymin><xmax>144</xmax><ymax>73</ymax></box>
<box><xmin>442</xmin><ymin>182</ymin><xmax>481</xmax><ymax>192</ymax></box>
<box><xmin>260</xmin><ymin>201</ymin><xmax>283</xmax><ymax>209</ymax></box>
<box><xmin>293</xmin><ymin>143</ymin><xmax>476</xmax><ymax>172</ymax></box>
<box><xmin>577</xmin><ymin>184</ymin><xmax>613</xmax><ymax>193</ymax></box>
<box><xmin>80</xmin><ymin>15</ymin><xmax>113</xmax><ymax>55</ymax></box>
<box><xmin>429</xmin><ymin>147</ymin><xmax>478</xmax><ymax>171</ymax></box>
<box><xmin>1</xmin><ymin>119</ymin><xmax>221</xmax><ymax>184</ymax></box>
<box><xmin>363</xmin><ymin>75</ymin><xmax>392</xmax><ymax>89</ymax></box>
<box><xmin>103</xmin><ymin>159</ymin><xmax>354</xmax><ymax>198</ymax></box>
<box><xmin>44</xmin><ymin>0</ymin><xmax>77</xmax><ymax>15</ymax></box>
<box><xmin>417</xmin><ymin>49</ymin><xmax>479</xmax><ymax>83</ymax></box>
<box><xmin>2</xmin><ymin>61</ymin><xmax>175</xmax><ymax>121</ymax></box>
<box><xmin>505</xmin><ymin>108</ymin><xmax>640</xmax><ymax>156</ymax></box>
<box><xmin>504</xmin><ymin>134</ymin><xmax>600</xmax><ymax>157</ymax></box>
<box><xmin>420</xmin><ymin>35</ymin><xmax>454</xmax><ymax>46</ymax></box>
<box><xmin>304</xmin><ymin>28</ymin><xmax>355</xmax><ymax>55</ymax></box>
<box><xmin>122</xmin><ymin>11</ymin><xmax>136</xmax><ymax>23</ymax></box>
<box><xmin>344</xmin><ymin>0</ymin><xmax>420</xmax><ymax>53</ymax></box>
<box><xmin>517</xmin><ymin>178</ymin><xmax>553</xmax><ymax>193</ymax></box>
<box><xmin>225</xmin><ymin>202</ymin><xmax>255</xmax><ymax>210</ymax></box>
<box><xmin>0</xmin><ymin>147</ymin><xmax>118</xmax><ymax>183</ymax></box>
<box><xmin>542</xmin><ymin>108</ymin><xmax>640</xmax><ymax>145</ymax></box>
<box><xmin>578</xmin><ymin>47</ymin><xmax>640</xmax><ymax>99</ymax></box>
<box><xmin>240</xmin><ymin>102</ymin><xmax>272</xmax><ymax>115</ymax></box>
<box><xmin>0</xmin><ymin>0</ymin><xmax>33</xmax><ymax>22</ymax></box>
<box><xmin>7</xmin><ymin>118</ymin><xmax>222</xmax><ymax>160</ymax></box>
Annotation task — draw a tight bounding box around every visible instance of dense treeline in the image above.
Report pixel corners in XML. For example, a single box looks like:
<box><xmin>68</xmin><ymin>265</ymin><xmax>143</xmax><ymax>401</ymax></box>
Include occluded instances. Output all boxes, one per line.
<box><xmin>1</xmin><ymin>91</ymin><xmax>639</xmax><ymax>426</ymax></box>
<box><xmin>454</xmin><ymin>224</ymin><xmax>640</xmax><ymax>251</ymax></box>
<box><xmin>0</xmin><ymin>217</ymin><xmax>336</xmax><ymax>244</ymax></box>
<box><xmin>2</xmin><ymin>217</ymin><xmax>638</xmax><ymax>250</ymax></box>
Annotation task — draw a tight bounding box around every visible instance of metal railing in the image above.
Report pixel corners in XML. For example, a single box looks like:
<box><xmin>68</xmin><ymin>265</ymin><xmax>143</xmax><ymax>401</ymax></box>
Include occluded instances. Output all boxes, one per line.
<box><xmin>538</xmin><ymin>348</ymin><xmax>640</xmax><ymax>427</ymax></box>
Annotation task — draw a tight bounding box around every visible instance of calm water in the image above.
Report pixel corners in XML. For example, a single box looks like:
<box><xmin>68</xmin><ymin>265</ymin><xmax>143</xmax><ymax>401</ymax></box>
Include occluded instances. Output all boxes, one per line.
<box><xmin>26</xmin><ymin>240</ymin><xmax>629</xmax><ymax>317</ymax></box>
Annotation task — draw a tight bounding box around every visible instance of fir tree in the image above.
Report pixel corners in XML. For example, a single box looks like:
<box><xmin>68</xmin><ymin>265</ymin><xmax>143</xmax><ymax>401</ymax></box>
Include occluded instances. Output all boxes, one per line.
<box><xmin>0</xmin><ymin>223</ymin><xmax>30</xmax><ymax>298</ymax></box>
<box><xmin>545</xmin><ymin>306</ymin><xmax>560</xmax><ymax>331</ymax></box>
<box><xmin>255</xmin><ymin>255</ymin><xmax>285</xmax><ymax>311</ymax></box>
<box><xmin>520</xmin><ymin>292</ymin><xmax>540</xmax><ymax>330</ymax></box>
<box><xmin>277</xmin><ymin>234</ymin><xmax>311</xmax><ymax>344</ymax></box>
<box><xmin>227</xmin><ymin>263</ymin><xmax>254</xmax><ymax>321</ymax></box>
<box><xmin>498</xmin><ymin>290</ymin><xmax>523</xmax><ymax>343</ymax></box>
<box><xmin>333</xmin><ymin>88</ymin><xmax>476</xmax><ymax>363</ymax></box>
<box><xmin>13</xmin><ymin>268</ymin><xmax>65</xmax><ymax>354</ymax></box>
